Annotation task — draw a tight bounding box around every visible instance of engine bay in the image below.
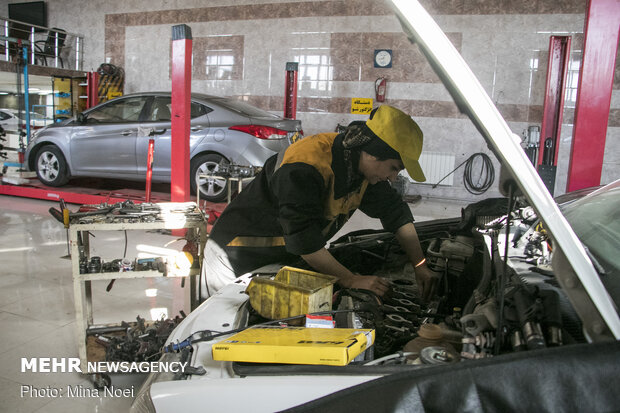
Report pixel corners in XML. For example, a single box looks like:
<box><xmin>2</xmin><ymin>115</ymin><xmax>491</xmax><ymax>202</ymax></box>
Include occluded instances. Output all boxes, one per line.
<box><xmin>240</xmin><ymin>198</ymin><xmax>586</xmax><ymax>369</ymax></box>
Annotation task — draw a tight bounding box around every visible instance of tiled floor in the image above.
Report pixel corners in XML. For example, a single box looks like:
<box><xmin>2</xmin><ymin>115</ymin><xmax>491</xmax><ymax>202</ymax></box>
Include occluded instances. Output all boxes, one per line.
<box><xmin>0</xmin><ymin>194</ymin><xmax>466</xmax><ymax>412</ymax></box>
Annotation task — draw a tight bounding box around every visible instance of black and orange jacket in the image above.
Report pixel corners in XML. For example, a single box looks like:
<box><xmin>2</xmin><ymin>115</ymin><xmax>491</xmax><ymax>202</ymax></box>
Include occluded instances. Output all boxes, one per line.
<box><xmin>209</xmin><ymin>132</ymin><xmax>414</xmax><ymax>275</ymax></box>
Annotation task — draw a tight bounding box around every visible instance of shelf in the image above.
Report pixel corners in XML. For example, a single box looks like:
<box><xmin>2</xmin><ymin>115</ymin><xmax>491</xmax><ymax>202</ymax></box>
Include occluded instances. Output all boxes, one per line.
<box><xmin>75</xmin><ymin>267</ymin><xmax>199</xmax><ymax>281</ymax></box>
<box><xmin>71</xmin><ymin>219</ymin><xmax>204</xmax><ymax>232</ymax></box>
<box><xmin>70</xmin><ymin>201</ymin><xmax>207</xmax><ymax>373</ymax></box>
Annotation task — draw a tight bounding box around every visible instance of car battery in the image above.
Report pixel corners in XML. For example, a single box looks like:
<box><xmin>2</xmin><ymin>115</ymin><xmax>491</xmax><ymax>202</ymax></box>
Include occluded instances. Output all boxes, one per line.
<box><xmin>212</xmin><ymin>326</ymin><xmax>375</xmax><ymax>366</ymax></box>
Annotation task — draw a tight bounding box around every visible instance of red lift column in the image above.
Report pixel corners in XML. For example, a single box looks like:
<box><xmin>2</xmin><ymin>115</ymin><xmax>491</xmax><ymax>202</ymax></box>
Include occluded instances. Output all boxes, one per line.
<box><xmin>566</xmin><ymin>0</ymin><xmax>619</xmax><ymax>192</ymax></box>
<box><xmin>170</xmin><ymin>24</ymin><xmax>192</xmax><ymax>203</ymax></box>
<box><xmin>284</xmin><ymin>62</ymin><xmax>298</xmax><ymax>119</ymax></box>
<box><xmin>537</xmin><ymin>36</ymin><xmax>571</xmax><ymax>196</ymax></box>
<box><xmin>86</xmin><ymin>71</ymin><xmax>99</xmax><ymax>109</ymax></box>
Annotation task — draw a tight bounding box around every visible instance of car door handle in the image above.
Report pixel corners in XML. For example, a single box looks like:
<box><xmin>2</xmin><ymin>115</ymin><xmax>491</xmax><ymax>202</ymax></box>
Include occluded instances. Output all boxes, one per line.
<box><xmin>190</xmin><ymin>126</ymin><xmax>203</xmax><ymax>132</ymax></box>
<box><xmin>121</xmin><ymin>130</ymin><xmax>133</xmax><ymax>136</ymax></box>
<box><xmin>149</xmin><ymin>128</ymin><xmax>167</xmax><ymax>136</ymax></box>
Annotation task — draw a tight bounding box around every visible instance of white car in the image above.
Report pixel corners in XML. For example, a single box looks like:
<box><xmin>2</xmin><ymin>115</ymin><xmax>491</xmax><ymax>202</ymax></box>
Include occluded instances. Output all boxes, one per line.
<box><xmin>0</xmin><ymin>108</ymin><xmax>53</xmax><ymax>133</ymax></box>
<box><xmin>130</xmin><ymin>1</ymin><xmax>620</xmax><ymax>412</ymax></box>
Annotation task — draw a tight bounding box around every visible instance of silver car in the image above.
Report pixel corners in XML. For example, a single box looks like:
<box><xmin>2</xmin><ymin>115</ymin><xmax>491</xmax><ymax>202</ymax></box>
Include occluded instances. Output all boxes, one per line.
<box><xmin>25</xmin><ymin>92</ymin><xmax>303</xmax><ymax>202</ymax></box>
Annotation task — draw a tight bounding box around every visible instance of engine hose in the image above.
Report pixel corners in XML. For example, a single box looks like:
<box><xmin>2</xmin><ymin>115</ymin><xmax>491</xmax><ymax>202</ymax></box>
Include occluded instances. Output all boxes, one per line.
<box><xmin>463</xmin><ymin>153</ymin><xmax>495</xmax><ymax>195</ymax></box>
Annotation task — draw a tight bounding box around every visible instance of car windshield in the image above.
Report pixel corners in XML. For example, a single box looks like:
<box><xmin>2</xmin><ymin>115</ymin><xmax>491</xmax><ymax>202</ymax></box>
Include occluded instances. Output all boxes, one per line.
<box><xmin>562</xmin><ymin>185</ymin><xmax>620</xmax><ymax>307</ymax></box>
<box><xmin>214</xmin><ymin>97</ymin><xmax>280</xmax><ymax>119</ymax></box>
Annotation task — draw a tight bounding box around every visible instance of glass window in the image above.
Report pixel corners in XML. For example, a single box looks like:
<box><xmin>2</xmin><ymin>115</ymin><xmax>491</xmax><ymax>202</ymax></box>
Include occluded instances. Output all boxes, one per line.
<box><xmin>146</xmin><ymin>97</ymin><xmax>172</xmax><ymax>122</ymax></box>
<box><xmin>143</xmin><ymin>97</ymin><xmax>209</xmax><ymax>121</ymax></box>
<box><xmin>86</xmin><ymin>97</ymin><xmax>147</xmax><ymax>123</ymax></box>
<box><xmin>0</xmin><ymin>111</ymin><xmax>12</xmax><ymax>120</ymax></box>
<box><xmin>563</xmin><ymin>187</ymin><xmax>620</xmax><ymax>307</ymax></box>
<box><xmin>190</xmin><ymin>102</ymin><xmax>209</xmax><ymax>118</ymax></box>
<box><xmin>204</xmin><ymin>50</ymin><xmax>235</xmax><ymax>80</ymax></box>
<box><xmin>294</xmin><ymin>49</ymin><xmax>333</xmax><ymax>92</ymax></box>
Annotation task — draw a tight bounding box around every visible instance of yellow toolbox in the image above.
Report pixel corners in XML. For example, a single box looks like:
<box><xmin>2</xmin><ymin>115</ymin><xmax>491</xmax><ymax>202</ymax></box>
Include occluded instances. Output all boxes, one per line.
<box><xmin>245</xmin><ymin>266</ymin><xmax>338</xmax><ymax>320</ymax></box>
<box><xmin>212</xmin><ymin>326</ymin><xmax>375</xmax><ymax>366</ymax></box>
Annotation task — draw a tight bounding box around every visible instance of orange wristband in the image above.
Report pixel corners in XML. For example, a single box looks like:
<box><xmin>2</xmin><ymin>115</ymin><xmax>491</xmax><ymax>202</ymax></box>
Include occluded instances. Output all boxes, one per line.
<box><xmin>415</xmin><ymin>258</ymin><xmax>426</xmax><ymax>268</ymax></box>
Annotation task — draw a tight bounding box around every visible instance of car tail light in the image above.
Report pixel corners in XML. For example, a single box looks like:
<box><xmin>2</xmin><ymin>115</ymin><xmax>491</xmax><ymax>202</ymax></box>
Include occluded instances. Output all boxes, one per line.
<box><xmin>229</xmin><ymin>125</ymin><xmax>289</xmax><ymax>140</ymax></box>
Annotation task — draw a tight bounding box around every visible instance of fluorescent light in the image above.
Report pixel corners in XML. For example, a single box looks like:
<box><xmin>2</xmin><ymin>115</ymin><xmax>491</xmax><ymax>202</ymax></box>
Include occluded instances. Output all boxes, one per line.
<box><xmin>28</xmin><ymin>87</ymin><xmax>40</xmax><ymax>92</ymax></box>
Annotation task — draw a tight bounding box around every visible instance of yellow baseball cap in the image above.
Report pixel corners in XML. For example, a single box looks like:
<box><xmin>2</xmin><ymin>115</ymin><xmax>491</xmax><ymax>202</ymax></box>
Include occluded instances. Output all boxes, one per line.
<box><xmin>366</xmin><ymin>105</ymin><xmax>426</xmax><ymax>182</ymax></box>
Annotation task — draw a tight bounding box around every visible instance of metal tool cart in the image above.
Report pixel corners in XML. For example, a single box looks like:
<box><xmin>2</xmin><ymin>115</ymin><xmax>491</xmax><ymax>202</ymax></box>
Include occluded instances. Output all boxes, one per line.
<box><xmin>68</xmin><ymin>201</ymin><xmax>206</xmax><ymax>388</ymax></box>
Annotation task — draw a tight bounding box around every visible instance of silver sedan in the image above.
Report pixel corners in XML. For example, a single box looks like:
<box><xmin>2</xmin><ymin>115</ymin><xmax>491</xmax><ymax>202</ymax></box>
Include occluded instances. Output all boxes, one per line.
<box><xmin>25</xmin><ymin>92</ymin><xmax>303</xmax><ymax>202</ymax></box>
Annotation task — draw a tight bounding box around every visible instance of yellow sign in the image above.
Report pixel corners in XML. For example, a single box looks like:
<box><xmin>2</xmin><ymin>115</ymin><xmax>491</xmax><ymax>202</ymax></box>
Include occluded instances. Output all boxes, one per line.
<box><xmin>107</xmin><ymin>91</ymin><xmax>123</xmax><ymax>100</ymax></box>
<box><xmin>351</xmin><ymin>98</ymin><xmax>373</xmax><ymax>114</ymax></box>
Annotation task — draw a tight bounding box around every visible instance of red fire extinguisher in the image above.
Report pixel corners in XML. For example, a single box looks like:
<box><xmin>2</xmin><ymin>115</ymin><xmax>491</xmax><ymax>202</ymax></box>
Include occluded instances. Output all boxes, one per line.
<box><xmin>375</xmin><ymin>77</ymin><xmax>387</xmax><ymax>102</ymax></box>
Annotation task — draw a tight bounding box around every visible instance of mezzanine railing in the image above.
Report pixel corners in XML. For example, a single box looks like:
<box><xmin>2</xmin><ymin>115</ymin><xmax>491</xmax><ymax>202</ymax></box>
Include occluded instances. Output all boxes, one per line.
<box><xmin>0</xmin><ymin>16</ymin><xmax>84</xmax><ymax>71</ymax></box>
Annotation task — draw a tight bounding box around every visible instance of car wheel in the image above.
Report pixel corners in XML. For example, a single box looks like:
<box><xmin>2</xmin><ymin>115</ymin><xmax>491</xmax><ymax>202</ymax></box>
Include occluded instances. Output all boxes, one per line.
<box><xmin>35</xmin><ymin>145</ymin><xmax>69</xmax><ymax>186</ymax></box>
<box><xmin>190</xmin><ymin>153</ymin><xmax>229</xmax><ymax>203</ymax></box>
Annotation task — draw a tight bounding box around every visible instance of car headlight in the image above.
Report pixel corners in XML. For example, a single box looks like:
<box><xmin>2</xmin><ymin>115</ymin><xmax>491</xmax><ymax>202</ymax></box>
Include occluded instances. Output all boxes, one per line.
<box><xmin>130</xmin><ymin>352</ymin><xmax>182</xmax><ymax>413</ymax></box>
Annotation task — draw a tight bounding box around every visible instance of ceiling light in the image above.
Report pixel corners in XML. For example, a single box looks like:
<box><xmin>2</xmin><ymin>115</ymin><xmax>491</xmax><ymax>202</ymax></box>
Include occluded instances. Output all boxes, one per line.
<box><xmin>0</xmin><ymin>92</ymin><xmax>9</xmax><ymax>95</ymax></box>
<box><xmin>28</xmin><ymin>87</ymin><xmax>40</xmax><ymax>92</ymax></box>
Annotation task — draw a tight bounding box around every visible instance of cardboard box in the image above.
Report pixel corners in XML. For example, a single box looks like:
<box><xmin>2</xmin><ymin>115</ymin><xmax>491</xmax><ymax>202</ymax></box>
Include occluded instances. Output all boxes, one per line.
<box><xmin>212</xmin><ymin>326</ymin><xmax>375</xmax><ymax>366</ymax></box>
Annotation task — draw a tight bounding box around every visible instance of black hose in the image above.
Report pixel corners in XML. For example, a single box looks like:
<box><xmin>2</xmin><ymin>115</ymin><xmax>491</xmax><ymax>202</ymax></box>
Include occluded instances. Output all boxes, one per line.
<box><xmin>432</xmin><ymin>152</ymin><xmax>495</xmax><ymax>195</ymax></box>
<box><xmin>463</xmin><ymin>153</ymin><xmax>495</xmax><ymax>195</ymax></box>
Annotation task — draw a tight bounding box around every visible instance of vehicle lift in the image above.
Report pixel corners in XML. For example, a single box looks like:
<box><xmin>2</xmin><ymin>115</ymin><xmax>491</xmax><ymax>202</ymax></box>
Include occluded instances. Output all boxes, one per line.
<box><xmin>0</xmin><ymin>32</ymin><xmax>190</xmax><ymax>206</ymax></box>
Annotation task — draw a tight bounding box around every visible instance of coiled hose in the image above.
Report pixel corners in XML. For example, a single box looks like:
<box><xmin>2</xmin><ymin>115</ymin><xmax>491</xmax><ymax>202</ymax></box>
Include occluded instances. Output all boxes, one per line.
<box><xmin>433</xmin><ymin>152</ymin><xmax>495</xmax><ymax>195</ymax></box>
<box><xmin>463</xmin><ymin>153</ymin><xmax>495</xmax><ymax>194</ymax></box>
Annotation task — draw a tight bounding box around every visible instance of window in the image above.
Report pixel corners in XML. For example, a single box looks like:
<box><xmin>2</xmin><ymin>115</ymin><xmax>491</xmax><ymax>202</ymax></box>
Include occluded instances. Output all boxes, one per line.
<box><xmin>295</xmin><ymin>50</ymin><xmax>333</xmax><ymax>92</ymax></box>
<box><xmin>190</xmin><ymin>102</ymin><xmax>209</xmax><ymax>118</ymax></box>
<box><xmin>143</xmin><ymin>97</ymin><xmax>209</xmax><ymax>122</ymax></box>
<box><xmin>205</xmin><ymin>52</ymin><xmax>235</xmax><ymax>80</ymax></box>
<box><xmin>146</xmin><ymin>97</ymin><xmax>171</xmax><ymax>122</ymax></box>
<box><xmin>87</xmin><ymin>97</ymin><xmax>147</xmax><ymax>123</ymax></box>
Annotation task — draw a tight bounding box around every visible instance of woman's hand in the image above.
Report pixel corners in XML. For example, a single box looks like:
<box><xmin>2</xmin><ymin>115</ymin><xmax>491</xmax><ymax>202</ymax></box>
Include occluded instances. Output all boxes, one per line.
<box><xmin>414</xmin><ymin>264</ymin><xmax>440</xmax><ymax>303</ymax></box>
<box><xmin>338</xmin><ymin>273</ymin><xmax>391</xmax><ymax>297</ymax></box>
<box><xmin>302</xmin><ymin>249</ymin><xmax>389</xmax><ymax>297</ymax></box>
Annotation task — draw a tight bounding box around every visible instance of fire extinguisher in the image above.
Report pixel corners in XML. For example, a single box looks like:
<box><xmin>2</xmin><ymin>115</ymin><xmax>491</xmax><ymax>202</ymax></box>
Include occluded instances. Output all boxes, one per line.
<box><xmin>375</xmin><ymin>77</ymin><xmax>387</xmax><ymax>102</ymax></box>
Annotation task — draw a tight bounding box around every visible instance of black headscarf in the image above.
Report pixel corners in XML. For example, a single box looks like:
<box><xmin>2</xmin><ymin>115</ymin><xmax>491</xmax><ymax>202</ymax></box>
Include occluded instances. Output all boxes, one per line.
<box><xmin>340</xmin><ymin>121</ymin><xmax>402</xmax><ymax>188</ymax></box>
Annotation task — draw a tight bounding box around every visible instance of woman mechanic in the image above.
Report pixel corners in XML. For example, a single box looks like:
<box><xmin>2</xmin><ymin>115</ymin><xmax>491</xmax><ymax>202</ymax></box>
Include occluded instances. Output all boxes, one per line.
<box><xmin>200</xmin><ymin>105</ymin><xmax>438</xmax><ymax>301</ymax></box>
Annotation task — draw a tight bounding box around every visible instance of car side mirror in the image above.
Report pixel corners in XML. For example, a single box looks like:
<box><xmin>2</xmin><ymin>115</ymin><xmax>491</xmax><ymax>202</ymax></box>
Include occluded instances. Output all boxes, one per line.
<box><xmin>76</xmin><ymin>113</ymin><xmax>86</xmax><ymax>124</ymax></box>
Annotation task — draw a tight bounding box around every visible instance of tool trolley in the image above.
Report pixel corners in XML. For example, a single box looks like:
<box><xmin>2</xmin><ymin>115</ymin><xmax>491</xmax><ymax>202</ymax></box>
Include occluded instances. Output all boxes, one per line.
<box><xmin>67</xmin><ymin>201</ymin><xmax>206</xmax><ymax>388</ymax></box>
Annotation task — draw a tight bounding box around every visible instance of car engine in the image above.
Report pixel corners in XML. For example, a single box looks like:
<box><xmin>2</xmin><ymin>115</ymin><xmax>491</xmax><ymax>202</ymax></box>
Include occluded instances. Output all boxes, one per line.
<box><xmin>319</xmin><ymin>198</ymin><xmax>586</xmax><ymax>366</ymax></box>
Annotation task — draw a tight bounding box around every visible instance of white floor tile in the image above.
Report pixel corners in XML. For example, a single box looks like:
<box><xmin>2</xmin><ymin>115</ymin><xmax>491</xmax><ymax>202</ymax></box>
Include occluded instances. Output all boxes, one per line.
<box><xmin>0</xmin><ymin>376</ymin><xmax>54</xmax><ymax>413</ymax></box>
<box><xmin>0</xmin><ymin>312</ymin><xmax>60</xmax><ymax>355</ymax></box>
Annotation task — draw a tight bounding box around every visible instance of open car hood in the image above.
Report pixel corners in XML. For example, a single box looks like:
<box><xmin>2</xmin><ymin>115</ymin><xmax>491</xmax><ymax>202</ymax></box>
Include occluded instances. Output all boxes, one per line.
<box><xmin>390</xmin><ymin>0</ymin><xmax>619</xmax><ymax>339</ymax></box>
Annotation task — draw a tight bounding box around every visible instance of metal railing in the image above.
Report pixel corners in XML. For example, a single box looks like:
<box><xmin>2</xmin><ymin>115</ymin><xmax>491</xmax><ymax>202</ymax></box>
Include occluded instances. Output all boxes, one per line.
<box><xmin>0</xmin><ymin>16</ymin><xmax>84</xmax><ymax>71</ymax></box>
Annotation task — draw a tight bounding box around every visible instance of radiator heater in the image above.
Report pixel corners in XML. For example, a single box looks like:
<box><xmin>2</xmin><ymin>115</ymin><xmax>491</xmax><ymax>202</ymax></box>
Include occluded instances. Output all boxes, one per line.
<box><xmin>401</xmin><ymin>152</ymin><xmax>456</xmax><ymax>186</ymax></box>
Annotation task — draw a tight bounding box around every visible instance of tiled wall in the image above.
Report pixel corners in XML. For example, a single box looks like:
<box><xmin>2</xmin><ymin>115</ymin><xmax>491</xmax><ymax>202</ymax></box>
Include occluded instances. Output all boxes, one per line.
<box><xmin>4</xmin><ymin>0</ymin><xmax>616</xmax><ymax>200</ymax></box>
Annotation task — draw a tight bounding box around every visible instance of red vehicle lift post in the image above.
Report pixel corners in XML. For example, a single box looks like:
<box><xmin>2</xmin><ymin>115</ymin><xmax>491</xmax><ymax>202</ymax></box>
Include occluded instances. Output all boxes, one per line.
<box><xmin>170</xmin><ymin>24</ymin><xmax>192</xmax><ymax>203</ymax></box>
<box><xmin>566</xmin><ymin>0</ymin><xmax>619</xmax><ymax>192</ymax></box>
<box><xmin>284</xmin><ymin>62</ymin><xmax>298</xmax><ymax>120</ymax></box>
<box><xmin>86</xmin><ymin>71</ymin><xmax>99</xmax><ymax>109</ymax></box>
<box><xmin>537</xmin><ymin>36</ymin><xmax>571</xmax><ymax>196</ymax></box>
